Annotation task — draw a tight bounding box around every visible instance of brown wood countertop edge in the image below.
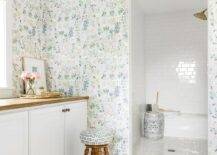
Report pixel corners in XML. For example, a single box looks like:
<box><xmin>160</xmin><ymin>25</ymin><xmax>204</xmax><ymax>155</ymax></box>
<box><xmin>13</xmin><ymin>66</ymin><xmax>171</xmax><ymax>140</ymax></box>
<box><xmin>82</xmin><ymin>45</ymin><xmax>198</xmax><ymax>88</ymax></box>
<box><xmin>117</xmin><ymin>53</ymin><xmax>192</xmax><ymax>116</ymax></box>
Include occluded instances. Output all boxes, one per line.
<box><xmin>0</xmin><ymin>96</ymin><xmax>89</xmax><ymax>111</ymax></box>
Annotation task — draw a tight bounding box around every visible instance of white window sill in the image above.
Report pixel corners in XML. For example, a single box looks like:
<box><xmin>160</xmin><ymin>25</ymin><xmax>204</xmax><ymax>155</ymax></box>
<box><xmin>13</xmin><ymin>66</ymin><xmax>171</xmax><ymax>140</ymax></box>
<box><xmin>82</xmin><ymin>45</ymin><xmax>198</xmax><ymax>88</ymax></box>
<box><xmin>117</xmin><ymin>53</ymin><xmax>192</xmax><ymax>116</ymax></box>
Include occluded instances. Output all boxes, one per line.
<box><xmin>0</xmin><ymin>88</ymin><xmax>13</xmax><ymax>99</ymax></box>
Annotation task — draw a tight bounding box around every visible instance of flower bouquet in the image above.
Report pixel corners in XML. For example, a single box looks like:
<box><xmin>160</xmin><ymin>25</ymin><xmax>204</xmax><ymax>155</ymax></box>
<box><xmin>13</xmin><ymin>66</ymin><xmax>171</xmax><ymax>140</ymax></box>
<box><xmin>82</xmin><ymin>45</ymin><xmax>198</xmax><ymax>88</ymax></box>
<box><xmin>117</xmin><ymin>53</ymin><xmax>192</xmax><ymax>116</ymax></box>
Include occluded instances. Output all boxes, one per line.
<box><xmin>21</xmin><ymin>71</ymin><xmax>40</xmax><ymax>95</ymax></box>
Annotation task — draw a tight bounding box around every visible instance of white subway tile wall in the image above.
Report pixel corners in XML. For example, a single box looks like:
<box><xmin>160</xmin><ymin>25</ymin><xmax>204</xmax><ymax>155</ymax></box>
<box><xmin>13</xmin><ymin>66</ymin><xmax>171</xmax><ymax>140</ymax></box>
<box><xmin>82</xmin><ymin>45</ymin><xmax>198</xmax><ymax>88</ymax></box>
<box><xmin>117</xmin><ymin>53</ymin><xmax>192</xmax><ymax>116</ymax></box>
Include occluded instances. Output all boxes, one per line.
<box><xmin>143</xmin><ymin>12</ymin><xmax>207</xmax><ymax>114</ymax></box>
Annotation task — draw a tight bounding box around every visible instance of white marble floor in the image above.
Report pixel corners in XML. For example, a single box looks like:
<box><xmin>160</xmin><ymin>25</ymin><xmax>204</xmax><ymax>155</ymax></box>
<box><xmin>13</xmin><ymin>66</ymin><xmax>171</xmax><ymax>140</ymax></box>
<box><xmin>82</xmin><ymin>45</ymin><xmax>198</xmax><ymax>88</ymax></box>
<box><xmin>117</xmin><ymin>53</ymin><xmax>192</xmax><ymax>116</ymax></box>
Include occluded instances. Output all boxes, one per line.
<box><xmin>134</xmin><ymin>137</ymin><xmax>207</xmax><ymax>155</ymax></box>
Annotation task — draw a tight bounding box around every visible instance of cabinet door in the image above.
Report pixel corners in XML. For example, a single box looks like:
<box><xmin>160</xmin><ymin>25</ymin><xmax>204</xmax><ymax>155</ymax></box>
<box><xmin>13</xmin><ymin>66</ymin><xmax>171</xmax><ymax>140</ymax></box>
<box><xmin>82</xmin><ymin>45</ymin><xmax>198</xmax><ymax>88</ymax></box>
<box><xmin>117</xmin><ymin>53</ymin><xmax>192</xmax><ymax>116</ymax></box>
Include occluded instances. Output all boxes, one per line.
<box><xmin>65</xmin><ymin>101</ymin><xmax>87</xmax><ymax>155</ymax></box>
<box><xmin>0</xmin><ymin>111</ymin><xmax>28</xmax><ymax>155</ymax></box>
<box><xmin>29</xmin><ymin>106</ymin><xmax>64</xmax><ymax>155</ymax></box>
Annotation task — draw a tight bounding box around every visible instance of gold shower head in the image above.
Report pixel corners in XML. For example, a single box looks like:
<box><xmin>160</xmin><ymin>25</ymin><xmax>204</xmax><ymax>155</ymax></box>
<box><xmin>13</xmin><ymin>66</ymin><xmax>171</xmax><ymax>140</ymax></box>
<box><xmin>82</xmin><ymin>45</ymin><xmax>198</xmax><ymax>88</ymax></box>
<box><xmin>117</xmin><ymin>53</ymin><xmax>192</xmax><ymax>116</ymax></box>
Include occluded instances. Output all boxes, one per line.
<box><xmin>194</xmin><ymin>9</ymin><xmax>207</xmax><ymax>20</ymax></box>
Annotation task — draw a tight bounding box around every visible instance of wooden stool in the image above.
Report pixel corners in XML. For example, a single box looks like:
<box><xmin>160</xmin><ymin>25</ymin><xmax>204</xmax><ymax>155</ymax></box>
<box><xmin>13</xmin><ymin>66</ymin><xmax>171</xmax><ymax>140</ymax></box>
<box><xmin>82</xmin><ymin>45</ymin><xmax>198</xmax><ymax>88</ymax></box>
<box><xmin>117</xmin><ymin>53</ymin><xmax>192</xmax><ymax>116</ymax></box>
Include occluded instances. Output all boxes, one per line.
<box><xmin>84</xmin><ymin>144</ymin><xmax>109</xmax><ymax>155</ymax></box>
<box><xmin>80</xmin><ymin>128</ymin><xmax>113</xmax><ymax>155</ymax></box>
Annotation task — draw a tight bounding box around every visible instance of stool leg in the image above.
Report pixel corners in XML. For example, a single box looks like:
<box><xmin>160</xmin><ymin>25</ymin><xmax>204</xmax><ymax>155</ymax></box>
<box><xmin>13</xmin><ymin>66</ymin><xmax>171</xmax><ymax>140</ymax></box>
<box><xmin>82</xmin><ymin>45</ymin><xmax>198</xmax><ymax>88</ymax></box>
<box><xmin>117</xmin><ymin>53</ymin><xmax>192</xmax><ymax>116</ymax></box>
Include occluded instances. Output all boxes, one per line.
<box><xmin>98</xmin><ymin>147</ymin><xmax>103</xmax><ymax>155</ymax></box>
<box><xmin>91</xmin><ymin>147</ymin><xmax>97</xmax><ymax>155</ymax></box>
<box><xmin>84</xmin><ymin>146</ymin><xmax>89</xmax><ymax>155</ymax></box>
<box><xmin>91</xmin><ymin>146</ymin><xmax>102</xmax><ymax>155</ymax></box>
<box><xmin>104</xmin><ymin>145</ymin><xmax>109</xmax><ymax>155</ymax></box>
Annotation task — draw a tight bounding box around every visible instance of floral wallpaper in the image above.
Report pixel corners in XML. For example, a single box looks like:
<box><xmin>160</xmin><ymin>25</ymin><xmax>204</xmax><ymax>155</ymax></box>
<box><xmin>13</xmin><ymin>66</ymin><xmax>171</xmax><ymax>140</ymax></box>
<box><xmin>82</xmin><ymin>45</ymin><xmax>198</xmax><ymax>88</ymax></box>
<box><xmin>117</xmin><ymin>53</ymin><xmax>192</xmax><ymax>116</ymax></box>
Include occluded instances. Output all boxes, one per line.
<box><xmin>12</xmin><ymin>0</ymin><xmax>49</xmax><ymax>95</ymax></box>
<box><xmin>12</xmin><ymin>0</ymin><xmax>129</xmax><ymax>154</ymax></box>
<box><xmin>209</xmin><ymin>0</ymin><xmax>217</xmax><ymax>154</ymax></box>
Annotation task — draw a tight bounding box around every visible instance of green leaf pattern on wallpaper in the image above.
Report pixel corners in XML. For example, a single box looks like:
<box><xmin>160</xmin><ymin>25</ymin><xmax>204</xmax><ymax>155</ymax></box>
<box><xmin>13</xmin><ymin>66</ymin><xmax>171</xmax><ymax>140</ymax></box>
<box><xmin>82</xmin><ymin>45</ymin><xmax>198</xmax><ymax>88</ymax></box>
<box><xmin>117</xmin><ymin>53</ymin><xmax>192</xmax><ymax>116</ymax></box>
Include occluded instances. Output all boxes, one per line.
<box><xmin>12</xmin><ymin>0</ymin><xmax>129</xmax><ymax>154</ymax></box>
<box><xmin>209</xmin><ymin>0</ymin><xmax>217</xmax><ymax>154</ymax></box>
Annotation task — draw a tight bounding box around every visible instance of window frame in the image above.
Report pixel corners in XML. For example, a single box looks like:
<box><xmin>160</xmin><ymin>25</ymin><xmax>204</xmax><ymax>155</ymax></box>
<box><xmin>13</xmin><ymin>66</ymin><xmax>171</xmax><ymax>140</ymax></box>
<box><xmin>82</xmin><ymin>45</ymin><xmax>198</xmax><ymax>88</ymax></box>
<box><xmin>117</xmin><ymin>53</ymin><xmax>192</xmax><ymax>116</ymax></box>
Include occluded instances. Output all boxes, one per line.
<box><xmin>0</xmin><ymin>0</ymin><xmax>13</xmax><ymax>98</ymax></box>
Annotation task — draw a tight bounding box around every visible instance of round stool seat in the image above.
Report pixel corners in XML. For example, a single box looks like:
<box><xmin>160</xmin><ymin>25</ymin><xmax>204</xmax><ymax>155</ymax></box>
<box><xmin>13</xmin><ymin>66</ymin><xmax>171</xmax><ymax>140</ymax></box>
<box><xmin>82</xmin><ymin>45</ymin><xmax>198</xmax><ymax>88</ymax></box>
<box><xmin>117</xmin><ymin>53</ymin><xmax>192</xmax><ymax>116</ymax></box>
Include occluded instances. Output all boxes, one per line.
<box><xmin>80</xmin><ymin>128</ymin><xmax>113</xmax><ymax>145</ymax></box>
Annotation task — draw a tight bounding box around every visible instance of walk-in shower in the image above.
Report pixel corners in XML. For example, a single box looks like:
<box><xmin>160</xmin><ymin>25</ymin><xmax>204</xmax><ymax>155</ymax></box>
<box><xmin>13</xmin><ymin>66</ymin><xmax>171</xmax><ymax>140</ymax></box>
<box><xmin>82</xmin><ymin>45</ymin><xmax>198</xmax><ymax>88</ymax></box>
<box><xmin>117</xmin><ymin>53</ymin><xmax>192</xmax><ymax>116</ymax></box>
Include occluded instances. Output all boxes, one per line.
<box><xmin>132</xmin><ymin>0</ymin><xmax>207</xmax><ymax>154</ymax></box>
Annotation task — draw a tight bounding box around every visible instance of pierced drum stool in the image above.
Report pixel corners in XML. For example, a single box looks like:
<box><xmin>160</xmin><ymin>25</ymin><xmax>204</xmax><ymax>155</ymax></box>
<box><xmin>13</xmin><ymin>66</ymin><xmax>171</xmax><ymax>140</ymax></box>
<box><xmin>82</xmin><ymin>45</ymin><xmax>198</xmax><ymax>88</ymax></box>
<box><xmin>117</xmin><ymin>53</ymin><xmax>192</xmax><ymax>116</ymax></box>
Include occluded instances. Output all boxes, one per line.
<box><xmin>80</xmin><ymin>128</ymin><xmax>113</xmax><ymax>155</ymax></box>
<box><xmin>144</xmin><ymin>112</ymin><xmax>164</xmax><ymax>140</ymax></box>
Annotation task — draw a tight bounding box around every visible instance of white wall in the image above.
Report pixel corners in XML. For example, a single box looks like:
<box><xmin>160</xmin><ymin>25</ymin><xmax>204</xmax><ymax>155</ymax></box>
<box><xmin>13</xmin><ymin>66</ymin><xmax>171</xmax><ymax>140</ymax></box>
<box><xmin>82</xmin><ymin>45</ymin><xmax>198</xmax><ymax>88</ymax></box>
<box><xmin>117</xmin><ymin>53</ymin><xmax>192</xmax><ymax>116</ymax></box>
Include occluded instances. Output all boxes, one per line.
<box><xmin>131</xmin><ymin>0</ymin><xmax>146</xmax><ymax>152</ymax></box>
<box><xmin>144</xmin><ymin>11</ymin><xmax>207</xmax><ymax>114</ymax></box>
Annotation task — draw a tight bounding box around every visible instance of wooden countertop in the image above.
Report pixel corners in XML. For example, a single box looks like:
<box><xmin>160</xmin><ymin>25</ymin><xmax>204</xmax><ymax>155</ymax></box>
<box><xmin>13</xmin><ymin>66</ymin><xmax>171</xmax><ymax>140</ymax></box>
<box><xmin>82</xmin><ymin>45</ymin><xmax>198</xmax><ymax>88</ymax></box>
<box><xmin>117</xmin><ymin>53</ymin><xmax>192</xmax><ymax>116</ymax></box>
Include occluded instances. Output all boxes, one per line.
<box><xmin>0</xmin><ymin>96</ymin><xmax>89</xmax><ymax>111</ymax></box>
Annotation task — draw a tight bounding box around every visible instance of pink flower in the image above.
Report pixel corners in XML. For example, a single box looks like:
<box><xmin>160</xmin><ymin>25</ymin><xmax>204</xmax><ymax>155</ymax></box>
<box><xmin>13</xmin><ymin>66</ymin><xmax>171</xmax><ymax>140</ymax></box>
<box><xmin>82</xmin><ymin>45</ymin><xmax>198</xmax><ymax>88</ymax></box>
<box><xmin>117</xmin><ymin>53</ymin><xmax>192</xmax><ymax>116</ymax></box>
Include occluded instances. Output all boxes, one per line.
<box><xmin>21</xmin><ymin>71</ymin><xmax>40</xmax><ymax>81</ymax></box>
<box><xmin>21</xmin><ymin>71</ymin><xmax>29</xmax><ymax>81</ymax></box>
<box><xmin>31</xmin><ymin>72</ymin><xmax>40</xmax><ymax>80</ymax></box>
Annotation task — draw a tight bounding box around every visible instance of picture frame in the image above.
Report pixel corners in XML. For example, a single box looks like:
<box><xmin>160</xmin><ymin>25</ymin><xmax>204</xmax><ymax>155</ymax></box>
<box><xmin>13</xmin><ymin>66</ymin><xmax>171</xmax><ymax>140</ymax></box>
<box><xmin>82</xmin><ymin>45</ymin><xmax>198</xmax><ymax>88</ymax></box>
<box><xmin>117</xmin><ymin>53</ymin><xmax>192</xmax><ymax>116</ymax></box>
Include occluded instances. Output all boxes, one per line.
<box><xmin>22</xmin><ymin>57</ymin><xmax>47</xmax><ymax>92</ymax></box>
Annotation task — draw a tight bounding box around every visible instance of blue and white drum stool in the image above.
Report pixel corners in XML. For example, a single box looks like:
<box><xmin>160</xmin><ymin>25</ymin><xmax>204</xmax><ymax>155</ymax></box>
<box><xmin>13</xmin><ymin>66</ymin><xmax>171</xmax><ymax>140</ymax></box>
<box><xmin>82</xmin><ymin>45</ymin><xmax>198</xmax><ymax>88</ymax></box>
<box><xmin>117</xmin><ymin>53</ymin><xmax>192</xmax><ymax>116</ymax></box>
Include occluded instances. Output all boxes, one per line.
<box><xmin>80</xmin><ymin>128</ymin><xmax>113</xmax><ymax>155</ymax></box>
<box><xmin>144</xmin><ymin>112</ymin><xmax>164</xmax><ymax>140</ymax></box>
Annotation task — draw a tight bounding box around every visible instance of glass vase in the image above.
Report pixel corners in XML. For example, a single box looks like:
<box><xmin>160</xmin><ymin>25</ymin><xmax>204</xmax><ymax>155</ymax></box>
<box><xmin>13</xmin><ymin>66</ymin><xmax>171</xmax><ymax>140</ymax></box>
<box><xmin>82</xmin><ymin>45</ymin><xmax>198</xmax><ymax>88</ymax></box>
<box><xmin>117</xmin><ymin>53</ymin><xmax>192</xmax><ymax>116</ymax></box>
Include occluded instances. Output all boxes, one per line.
<box><xmin>26</xmin><ymin>80</ymin><xmax>35</xmax><ymax>95</ymax></box>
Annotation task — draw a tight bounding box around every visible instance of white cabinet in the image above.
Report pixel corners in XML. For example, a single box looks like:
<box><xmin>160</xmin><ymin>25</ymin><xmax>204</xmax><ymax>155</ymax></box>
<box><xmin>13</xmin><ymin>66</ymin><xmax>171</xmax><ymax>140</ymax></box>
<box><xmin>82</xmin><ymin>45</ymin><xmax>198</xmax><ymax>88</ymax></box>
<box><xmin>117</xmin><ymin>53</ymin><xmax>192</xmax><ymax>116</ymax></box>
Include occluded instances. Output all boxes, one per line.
<box><xmin>0</xmin><ymin>112</ymin><xmax>28</xmax><ymax>155</ymax></box>
<box><xmin>64</xmin><ymin>101</ymin><xmax>87</xmax><ymax>155</ymax></box>
<box><xmin>0</xmin><ymin>100</ymin><xmax>87</xmax><ymax>155</ymax></box>
<box><xmin>29</xmin><ymin>101</ymin><xmax>87</xmax><ymax>155</ymax></box>
<box><xmin>29</xmin><ymin>106</ymin><xmax>65</xmax><ymax>155</ymax></box>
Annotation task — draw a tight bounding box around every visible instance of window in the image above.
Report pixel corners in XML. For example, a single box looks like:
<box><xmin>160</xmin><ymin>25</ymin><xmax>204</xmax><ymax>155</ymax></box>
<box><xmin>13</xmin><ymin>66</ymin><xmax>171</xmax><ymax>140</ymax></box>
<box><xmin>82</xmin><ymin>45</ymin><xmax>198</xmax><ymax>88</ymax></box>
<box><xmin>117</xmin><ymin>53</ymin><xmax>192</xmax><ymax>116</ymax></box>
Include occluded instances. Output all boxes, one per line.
<box><xmin>0</xmin><ymin>0</ymin><xmax>6</xmax><ymax>88</ymax></box>
<box><xmin>0</xmin><ymin>0</ymin><xmax>12</xmax><ymax>98</ymax></box>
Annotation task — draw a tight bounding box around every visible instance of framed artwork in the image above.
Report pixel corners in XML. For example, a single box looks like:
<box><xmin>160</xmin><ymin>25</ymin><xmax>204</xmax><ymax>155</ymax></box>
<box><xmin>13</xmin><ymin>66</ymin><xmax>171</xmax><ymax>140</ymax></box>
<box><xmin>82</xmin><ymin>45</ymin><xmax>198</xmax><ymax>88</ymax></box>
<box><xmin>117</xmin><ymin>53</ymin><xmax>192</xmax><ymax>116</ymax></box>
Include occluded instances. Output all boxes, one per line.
<box><xmin>22</xmin><ymin>57</ymin><xmax>47</xmax><ymax>92</ymax></box>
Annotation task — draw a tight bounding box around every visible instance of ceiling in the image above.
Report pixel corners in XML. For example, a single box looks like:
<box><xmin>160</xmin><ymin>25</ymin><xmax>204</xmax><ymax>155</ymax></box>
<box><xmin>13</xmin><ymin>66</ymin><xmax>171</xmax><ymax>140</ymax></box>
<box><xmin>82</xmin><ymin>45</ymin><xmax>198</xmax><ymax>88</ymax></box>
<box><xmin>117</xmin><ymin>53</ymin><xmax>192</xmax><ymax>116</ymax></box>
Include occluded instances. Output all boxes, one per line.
<box><xmin>137</xmin><ymin>0</ymin><xmax>207</xmax><ymax>15</ymax></box>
